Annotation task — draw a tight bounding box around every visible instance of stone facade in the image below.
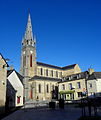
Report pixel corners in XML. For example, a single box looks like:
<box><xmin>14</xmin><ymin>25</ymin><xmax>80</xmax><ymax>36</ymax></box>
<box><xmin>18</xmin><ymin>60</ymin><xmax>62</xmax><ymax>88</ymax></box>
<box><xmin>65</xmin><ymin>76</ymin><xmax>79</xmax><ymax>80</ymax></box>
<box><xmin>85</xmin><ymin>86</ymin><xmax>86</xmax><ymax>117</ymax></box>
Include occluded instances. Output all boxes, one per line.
<box><xmin>29</xmin><ymin>78</ymin><xmax>58</xmax><ymax>100</ymax></box>
<box><xmin>0</xmin><ymin>54</ymin><xmax>8</xmax><ymax>114</ymax></box>
<box><xmin>59</xmin><ymin>72</ymin><xmax>86</xmax><ymax>100</ymax></box>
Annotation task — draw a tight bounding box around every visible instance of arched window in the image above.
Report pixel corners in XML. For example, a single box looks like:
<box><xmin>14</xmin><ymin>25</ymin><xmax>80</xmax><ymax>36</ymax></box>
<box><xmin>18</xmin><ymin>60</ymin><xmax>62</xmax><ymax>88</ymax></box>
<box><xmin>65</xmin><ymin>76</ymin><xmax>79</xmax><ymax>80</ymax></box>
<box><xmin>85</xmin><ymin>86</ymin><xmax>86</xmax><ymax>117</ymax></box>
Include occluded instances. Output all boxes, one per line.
<box><xmin>39</xmin><ymin>84</ymin><xmax>41</xmax><ymax>93</ymax></box>
<box><xmin>46</xmin><ymin>69</ymin><xmax>48</xmax><ymax>76</ymax></box>
<box><xmin>52</xmin><ymin>85</ymin><xmax>54</xmax><ymax>91</ymax></box>
<box><xmin>46</xmin><ymin>84</ymin><xmax>49</xmax><ymax>93</ymax></box>
<box><xmin>30</xmin><ymin>54</ymin><xmax>32</xmax><ymax>67</ymax></box>
<box><xmin>56</xmin><ymin>71</ymin><xmax>58</xmax><ymax>77</ymax></box>
<box><xmin>60</xmin><ymin>72</ymin><xmax>62</xmax><ymax>78</ymax></box>
<box><xmin>51</xmin><ymin>70</ymin><xmax>53</xmax><ymax>77</ymax></box>
<box><xmin>40</xmin><ymin>68</ymin><xmax>43</xmax><ymax>75</ymax></box>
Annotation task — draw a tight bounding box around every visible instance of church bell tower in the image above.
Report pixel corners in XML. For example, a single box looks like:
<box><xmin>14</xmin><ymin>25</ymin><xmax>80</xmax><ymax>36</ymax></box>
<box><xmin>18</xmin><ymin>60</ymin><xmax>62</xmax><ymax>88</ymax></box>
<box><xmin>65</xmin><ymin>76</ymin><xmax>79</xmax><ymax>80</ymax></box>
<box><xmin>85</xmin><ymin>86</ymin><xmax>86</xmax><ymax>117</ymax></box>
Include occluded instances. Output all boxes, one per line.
<box><xmin>20</xmin><ymin>13</ymin><xmax>37</xmax><ymax>78</ymax></box>
<box><xmin>20</xmin><ymin>13</ymin><xmax>37</xmax><ymax>101</ymax></box>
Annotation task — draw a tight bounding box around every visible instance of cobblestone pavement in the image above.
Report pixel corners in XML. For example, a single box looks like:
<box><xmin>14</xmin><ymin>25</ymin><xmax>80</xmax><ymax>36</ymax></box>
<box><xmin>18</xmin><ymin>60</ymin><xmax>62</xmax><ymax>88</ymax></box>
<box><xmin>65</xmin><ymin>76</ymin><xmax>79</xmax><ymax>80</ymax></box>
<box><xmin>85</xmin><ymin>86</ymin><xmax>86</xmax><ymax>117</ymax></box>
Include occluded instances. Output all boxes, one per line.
<box><xmin>2</xmin><ymin>105</ymin><xmax>82</xmax><ymax>120</ymax></box>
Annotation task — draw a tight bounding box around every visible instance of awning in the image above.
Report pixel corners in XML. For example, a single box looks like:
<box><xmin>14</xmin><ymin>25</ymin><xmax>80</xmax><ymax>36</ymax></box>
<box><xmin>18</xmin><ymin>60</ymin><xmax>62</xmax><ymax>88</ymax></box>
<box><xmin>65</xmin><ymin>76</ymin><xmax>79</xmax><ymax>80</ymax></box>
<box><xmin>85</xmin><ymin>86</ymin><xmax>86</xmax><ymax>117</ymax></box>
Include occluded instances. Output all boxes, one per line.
<box><xmin>59</xmin><ymin>90</ymin><xmax>75</xmax><ymax>94</ymax></box>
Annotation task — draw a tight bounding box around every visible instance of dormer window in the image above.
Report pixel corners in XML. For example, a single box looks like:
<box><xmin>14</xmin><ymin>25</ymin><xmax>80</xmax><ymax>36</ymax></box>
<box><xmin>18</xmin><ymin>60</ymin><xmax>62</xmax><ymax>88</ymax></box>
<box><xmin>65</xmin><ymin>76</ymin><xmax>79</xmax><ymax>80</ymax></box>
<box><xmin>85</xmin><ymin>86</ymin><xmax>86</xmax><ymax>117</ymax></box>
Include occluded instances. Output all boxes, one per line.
<box><xmin>77</xmin><ymin>74</ymin><xmax>81</xmax><ymax>79</ymax></box>
<box><xmin>69</xmin><ymin>77</ymin><xmax>71</xmax><ymax>80</ymax></box>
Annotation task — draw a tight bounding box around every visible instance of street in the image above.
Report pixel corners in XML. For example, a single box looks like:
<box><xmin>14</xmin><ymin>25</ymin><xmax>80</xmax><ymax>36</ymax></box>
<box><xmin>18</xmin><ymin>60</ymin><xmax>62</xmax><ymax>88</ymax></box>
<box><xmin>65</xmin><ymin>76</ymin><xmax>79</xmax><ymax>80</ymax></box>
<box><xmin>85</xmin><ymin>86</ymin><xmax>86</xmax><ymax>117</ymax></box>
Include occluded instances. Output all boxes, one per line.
<box><xmin>2</xmin><ymin>105</ymin><xmax>82</xmax><ymax>120</ymax></box>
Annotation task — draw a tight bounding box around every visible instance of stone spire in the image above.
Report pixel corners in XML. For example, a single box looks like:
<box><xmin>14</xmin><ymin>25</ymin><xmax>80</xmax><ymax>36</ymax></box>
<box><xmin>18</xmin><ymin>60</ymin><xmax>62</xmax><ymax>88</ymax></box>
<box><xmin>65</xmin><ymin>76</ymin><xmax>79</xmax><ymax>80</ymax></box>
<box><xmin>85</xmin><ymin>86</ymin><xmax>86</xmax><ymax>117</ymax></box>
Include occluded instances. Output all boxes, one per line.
<box><xmin>22</xmin><ymin>13</ymin><xmax>35</xmax><ymax>46</ymax></box>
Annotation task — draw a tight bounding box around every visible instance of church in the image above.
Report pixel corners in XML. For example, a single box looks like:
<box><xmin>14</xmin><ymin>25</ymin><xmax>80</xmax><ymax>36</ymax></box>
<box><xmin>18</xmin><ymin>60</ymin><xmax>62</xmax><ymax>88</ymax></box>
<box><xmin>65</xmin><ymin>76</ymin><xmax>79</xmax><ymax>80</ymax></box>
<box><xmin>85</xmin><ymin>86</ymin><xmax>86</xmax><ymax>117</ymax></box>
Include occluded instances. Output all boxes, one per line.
<box><xmin>20</xmin><ymin>13</ymin><xmax>81</xmax><ymax>101</ymax></box>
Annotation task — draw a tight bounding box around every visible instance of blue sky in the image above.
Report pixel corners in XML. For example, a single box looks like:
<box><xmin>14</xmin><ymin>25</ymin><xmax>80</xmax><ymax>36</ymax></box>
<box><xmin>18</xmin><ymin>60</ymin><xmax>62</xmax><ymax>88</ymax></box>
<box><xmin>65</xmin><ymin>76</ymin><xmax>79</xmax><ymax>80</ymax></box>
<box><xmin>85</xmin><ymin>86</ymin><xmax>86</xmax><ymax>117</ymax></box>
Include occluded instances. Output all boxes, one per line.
<box><xmin>0</xmin><ymin>0</ymin><xmax>101</xmax><ymax>72</ymax></box>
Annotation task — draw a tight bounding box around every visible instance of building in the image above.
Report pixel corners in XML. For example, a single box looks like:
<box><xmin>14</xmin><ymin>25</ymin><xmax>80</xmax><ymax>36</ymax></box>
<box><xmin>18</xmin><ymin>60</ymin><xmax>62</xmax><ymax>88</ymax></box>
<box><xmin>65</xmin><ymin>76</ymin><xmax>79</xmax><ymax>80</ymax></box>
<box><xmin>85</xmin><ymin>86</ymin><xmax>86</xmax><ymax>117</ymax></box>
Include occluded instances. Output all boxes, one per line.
<box><xmin>0</xmin><ymin>53</ymin><xmax>8</xmax><ymax>114</ymax></box>
<box><xmin>7</xmin><ymin>69</ymin><xmax>23</xmax><ymax>107</ymax></box>
<box><xmin>20</xmin><ymin>13</ymin><xmax>81</xmax><ymax>101</ymax></box>
<box><xmin>59</xmin><ymin>68</ymin><xmax>101</xmax><ymax>101</ymax></box>
<box><xmin>87</xmin><ymin>70</ymin><xmax>101</xmax><ymax>98</ymax></box>
<box><xmin>59</xmin><ymin>71</ymin><xmax>87</xmax><ymax>100</ymax></box>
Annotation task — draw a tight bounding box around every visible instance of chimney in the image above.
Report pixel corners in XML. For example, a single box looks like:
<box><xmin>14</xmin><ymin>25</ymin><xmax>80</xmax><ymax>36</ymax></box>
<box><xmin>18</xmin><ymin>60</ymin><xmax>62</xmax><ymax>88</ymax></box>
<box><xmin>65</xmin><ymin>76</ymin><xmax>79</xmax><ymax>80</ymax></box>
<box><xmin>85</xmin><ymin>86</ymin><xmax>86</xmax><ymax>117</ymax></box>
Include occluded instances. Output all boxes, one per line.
<box><xmin>88</xmin><ymin>68</ymin><xmax>94</xmax><ymax>75</ymax></box>
<box><xmin>9</xmin><ymin>65</ymin><xmax>14</xmax><ymax>70</ymax></box>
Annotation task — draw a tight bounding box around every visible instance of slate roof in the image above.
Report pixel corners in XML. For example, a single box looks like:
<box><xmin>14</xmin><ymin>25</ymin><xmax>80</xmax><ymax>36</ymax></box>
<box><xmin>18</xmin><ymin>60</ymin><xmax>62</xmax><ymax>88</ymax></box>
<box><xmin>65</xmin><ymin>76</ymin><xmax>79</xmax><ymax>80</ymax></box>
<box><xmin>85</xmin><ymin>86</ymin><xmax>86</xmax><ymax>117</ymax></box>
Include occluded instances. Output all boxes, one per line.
<box><xmin>7</xmin><ymin>69</ymin><xmax>24</xmax><ymax>83</ymax></box>
<box><xmin>62</xmin><ymin>64</ymin><xmax>76</xmax><ymax>70</ymax></box>
<box><xmin>37</xmin><ymin>62</ymin><xmax>76</xmax><ymax>70</ymax></box>
<box><xmin>59</xmin><ymin>71</ymin><xmax>88</xmax><ymax>83</ymax></box>
<box><xmin>30</xmin><ymin>75</ymin><xmax>62</xmax><ymax>82</ymax></box>
<box><xmin>59</xmin><ymin>71</ymin><xmax>101</xmax><ymax>83</ymax></box>
<box><xmin>88</xmin><ymin>72</ymin><xmax>101</xmax><ymax>80</ymax></box>
<box><xmin>7</xmin><ymin>70</ymin><xmax>13</xmax><ymax>77</ymax></box>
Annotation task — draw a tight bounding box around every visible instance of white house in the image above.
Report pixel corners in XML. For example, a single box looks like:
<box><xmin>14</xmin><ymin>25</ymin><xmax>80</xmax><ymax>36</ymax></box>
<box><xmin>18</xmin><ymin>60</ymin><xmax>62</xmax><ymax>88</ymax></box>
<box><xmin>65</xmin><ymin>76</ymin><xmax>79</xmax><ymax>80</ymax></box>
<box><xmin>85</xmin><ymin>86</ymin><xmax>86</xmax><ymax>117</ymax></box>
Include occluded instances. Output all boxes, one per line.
<box><xmin>7</xmin><ymin>69</ymin><xmax>24</xmax><ymax>107</ymax></box>
<box><xmin>87</xmin><ymin>72</ymin><xmax>101</xmax><ymax>98</ymax></box>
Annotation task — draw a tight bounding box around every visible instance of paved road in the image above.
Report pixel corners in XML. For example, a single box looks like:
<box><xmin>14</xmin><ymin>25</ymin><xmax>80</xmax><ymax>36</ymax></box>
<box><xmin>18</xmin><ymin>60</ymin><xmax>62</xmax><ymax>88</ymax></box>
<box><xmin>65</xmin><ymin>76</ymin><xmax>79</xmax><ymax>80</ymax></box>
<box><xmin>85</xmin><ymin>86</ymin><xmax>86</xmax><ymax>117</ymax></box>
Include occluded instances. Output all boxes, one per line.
<box><xmin>2</xmin><ymin>105</ymin><xmax>82</xmax><ymax>120</ymax></box>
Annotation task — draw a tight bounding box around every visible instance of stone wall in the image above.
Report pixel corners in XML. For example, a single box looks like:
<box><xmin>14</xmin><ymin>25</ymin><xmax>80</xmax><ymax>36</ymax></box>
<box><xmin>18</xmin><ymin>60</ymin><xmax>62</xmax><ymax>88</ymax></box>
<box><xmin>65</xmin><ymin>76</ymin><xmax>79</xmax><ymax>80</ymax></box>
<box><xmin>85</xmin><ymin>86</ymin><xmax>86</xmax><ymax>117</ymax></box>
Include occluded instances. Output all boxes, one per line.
<box><xmin>0</xmin><ymin>55</ymin><xmax>7</xmax><ymax>114</ymax></box>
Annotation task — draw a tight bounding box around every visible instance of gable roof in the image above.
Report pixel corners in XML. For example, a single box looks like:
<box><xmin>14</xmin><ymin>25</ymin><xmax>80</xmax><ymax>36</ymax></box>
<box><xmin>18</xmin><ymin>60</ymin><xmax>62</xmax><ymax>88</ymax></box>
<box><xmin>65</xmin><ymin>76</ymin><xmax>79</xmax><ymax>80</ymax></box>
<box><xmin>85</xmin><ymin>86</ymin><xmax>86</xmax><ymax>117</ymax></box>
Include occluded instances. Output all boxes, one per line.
<box><xmin>0</xmin><ymin>53</ymin><xmax>9</xmax><ymax>67</ymax></box>
<box><xmin>88</xmin><ymin>72</ymin><xmax>101</xmax><ymax>80</ymax></box>
<box><xmin>7</xmin><ymin>69</ymin><xmax>24</xmax><ymax>83</ymax></box>
<box><xmin>7</xmin><ymin>70</ymin><xmax>13</xmax><ymax>77</ymax></box>
<box><xmin>37</xmin><ymin>62</ymin><xmax>76</xmax><ymax>70</ymax></box>
<box><xmin>62</xmin><ymin>64</ymin><xmax>76</xmax><ymax>70</ymax></box>
<box><xmin>37</xmin><ymin>62</ymin><xmax>62</xmax><ymax>70</ymax></box>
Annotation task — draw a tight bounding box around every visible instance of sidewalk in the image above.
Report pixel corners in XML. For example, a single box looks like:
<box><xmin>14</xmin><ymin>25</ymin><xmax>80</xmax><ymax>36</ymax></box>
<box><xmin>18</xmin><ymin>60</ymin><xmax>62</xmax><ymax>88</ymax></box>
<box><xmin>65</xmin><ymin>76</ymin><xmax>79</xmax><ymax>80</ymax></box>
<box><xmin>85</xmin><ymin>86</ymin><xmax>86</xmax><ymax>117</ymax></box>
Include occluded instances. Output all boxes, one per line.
<box><xmin>2</xmin><ymin>105</ymin><xmax>81</xmax><ymax>120</ymax></box>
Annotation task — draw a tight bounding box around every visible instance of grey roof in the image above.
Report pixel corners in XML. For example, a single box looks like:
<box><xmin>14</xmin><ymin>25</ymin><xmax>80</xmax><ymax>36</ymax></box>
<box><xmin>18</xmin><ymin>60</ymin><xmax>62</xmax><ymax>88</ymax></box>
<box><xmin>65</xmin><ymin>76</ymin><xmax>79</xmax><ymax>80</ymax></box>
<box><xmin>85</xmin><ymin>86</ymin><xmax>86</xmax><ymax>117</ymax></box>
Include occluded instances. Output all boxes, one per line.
<box><xmin>7</xmin><ymin>69</ymin><xmax>24</xmax><ymax>83</ymax></box>
<box><xmin>59</xmin><ymin>71</ymin><xmax>88</xmax><ymax>83</ymax></box>
<box><xmin>88</xmin><ymin>72</ymin><xmax>101</xmax><ymax>80</ymax></box>
<box><xmin>59</xmin><ymin>71</ymin><xmax>101</xmax><ymax>83</ymax></box>
<box><xmin>37</xmin><ymin>62</ymin><xmax>76</xmax><ymax>70</ymax></box>
<box><xmin>30</xmin><ymin>75</ymin><xmax>62</xmax><ymax>82</ymax></box>
<box><xmin>62</xmin><ymin>64</ymin><xmax>76</xmax><ymax>70</ymax></box>
<box><xmin>7</xmin><ymin>70</ymin><xmax>13</xmax><ymax>77</ymax></box>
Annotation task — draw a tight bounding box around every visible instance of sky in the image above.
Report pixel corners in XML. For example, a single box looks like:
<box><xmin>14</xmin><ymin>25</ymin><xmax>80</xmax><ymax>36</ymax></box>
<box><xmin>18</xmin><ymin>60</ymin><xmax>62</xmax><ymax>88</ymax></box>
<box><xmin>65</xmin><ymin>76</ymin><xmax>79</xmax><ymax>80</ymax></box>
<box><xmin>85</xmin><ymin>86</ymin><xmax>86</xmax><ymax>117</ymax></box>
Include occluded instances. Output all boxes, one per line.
<box><xmin>0</xmin><ymin>0</ymin><xmax>101</xmax><ymax>72</ymax></box>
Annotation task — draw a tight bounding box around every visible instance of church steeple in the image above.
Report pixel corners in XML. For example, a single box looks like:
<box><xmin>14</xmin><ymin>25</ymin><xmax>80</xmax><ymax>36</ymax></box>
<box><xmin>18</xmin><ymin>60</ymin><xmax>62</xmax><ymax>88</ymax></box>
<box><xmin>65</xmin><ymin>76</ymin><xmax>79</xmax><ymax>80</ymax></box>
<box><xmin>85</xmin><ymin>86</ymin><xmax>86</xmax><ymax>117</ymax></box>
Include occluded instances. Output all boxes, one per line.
<box><xmin>22</xmin><ymin>13</ymin><xmax>35</xmax><ymax>47</ymax></box>
<box><xmin>20</xmin><ymin>13</ymin><xmax>37</xmax><ymax>78</ymax></box>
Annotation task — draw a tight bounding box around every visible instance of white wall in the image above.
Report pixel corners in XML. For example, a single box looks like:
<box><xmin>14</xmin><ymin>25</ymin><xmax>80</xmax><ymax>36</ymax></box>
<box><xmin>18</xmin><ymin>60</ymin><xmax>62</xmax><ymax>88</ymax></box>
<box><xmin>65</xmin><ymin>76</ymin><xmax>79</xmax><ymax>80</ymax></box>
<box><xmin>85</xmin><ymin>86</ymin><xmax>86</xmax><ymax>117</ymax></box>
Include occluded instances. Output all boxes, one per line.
<box><xmin>96</xmin><ymin>78</ymin><xmax>101</xmax><ymax>94</ymax></box>
<box><xmin>8</xmin><ymin>71</ymin><xmax>23</xmax><ymax>107</ymax></box>
<box><xmin>87</xmin><ymin>79</ymin><xmax>97</xmax><ymax>97</ymax></box>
